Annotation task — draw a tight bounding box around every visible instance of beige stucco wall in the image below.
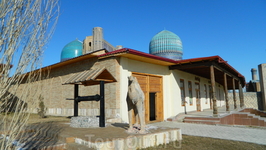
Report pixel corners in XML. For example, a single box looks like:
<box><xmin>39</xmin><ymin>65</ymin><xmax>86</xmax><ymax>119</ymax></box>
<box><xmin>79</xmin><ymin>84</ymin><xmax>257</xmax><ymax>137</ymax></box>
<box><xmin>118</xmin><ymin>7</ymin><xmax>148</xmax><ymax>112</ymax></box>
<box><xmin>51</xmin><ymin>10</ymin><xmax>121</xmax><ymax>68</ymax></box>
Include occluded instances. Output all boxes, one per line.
<box><xmin>119</xmin><ymin>57</ymin><xmax>171</xmax><ymax>122</ymax></box>
<box><xmin>171</xmin><ymin>70</ymin><xmax>225</xmax><ymax>114</ymax></box>
<box><xmin>163</xmin><ymin>69</ymin><xmax>224</xmax><ymax>119</ymax></box>
<box><xmin>119</xmin><ymin>57</ymin><xmax>225</xmax><ymax>122</ymax></box>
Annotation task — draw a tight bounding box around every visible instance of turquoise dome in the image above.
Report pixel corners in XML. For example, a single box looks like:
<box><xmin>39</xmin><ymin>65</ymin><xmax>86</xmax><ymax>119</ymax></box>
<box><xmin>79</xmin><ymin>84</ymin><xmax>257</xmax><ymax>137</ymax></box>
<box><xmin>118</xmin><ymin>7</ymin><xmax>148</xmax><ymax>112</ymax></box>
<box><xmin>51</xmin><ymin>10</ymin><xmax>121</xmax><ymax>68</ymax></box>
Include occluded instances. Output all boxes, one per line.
<box><xmin>61</xmin><ymin>39</ymin><xmax>83</xmax><ymax>61</ymax></box>
<box><xmin>149</xmin><ymin>30</ymin><xmax>183</xmax><ymax>60</ymax></box>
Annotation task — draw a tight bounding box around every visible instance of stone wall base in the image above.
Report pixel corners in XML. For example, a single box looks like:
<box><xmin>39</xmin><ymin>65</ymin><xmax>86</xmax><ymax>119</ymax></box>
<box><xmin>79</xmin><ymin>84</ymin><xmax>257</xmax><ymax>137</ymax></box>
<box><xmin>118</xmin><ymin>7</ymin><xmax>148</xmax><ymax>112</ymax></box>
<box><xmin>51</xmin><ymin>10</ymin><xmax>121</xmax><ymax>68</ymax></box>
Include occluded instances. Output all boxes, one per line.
<box><xmin>28</xmin><ymin>108</ymin><xmax>121</xmax><ymax>121</ymax></box>
<box><xmin>74</xmin><ymin>128</ymin><xmax>182</xmax><ymax>150</ymax></box>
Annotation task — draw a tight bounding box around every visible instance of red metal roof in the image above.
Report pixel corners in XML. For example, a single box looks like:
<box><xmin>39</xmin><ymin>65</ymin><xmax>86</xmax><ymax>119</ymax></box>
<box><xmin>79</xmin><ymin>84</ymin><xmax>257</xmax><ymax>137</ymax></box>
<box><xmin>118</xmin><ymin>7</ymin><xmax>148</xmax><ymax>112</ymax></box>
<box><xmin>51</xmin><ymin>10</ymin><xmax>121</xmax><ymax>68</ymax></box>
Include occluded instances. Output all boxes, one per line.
<box><xmin>175</xmin><ymin>55</ymin><xmax>245</xmax><ymax>79</ymax></box>
<box><xmin>21</xmin><ymin>47</ymin><xmax>245</xmax><ymax>88</ymax></box>
<box><xmin>98</xmin><ymin>48</ymin><xmax>177</xmax><ymax>63</ymax></box>
<box><xmin>98</xmin><ymin>48</ymin><xmax>245</xmax><ymax>88</ymax></box>
<box><xmin>99</xmin><ymin>48</ymin><xmax>244</xmax><ymax>78</ymax></box>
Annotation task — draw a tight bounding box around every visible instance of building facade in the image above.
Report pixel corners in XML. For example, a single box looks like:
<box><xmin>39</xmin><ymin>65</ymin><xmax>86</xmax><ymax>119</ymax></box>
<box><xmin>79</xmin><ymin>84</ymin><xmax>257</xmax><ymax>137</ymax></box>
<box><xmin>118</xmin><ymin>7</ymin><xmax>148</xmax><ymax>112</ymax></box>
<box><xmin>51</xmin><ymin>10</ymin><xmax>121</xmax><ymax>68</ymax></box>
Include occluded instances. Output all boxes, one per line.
<box><xmin>11</xmin><ymin>28</ymin><xmax>246</xmax><ymax>124</ymax></box>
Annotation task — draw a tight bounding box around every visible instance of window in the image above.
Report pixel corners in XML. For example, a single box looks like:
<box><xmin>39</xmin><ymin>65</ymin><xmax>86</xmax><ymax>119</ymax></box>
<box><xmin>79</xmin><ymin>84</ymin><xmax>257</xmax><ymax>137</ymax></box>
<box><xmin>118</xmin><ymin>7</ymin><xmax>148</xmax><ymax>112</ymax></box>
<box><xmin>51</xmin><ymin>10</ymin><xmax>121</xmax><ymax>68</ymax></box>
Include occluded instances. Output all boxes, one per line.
<box><xmin>204</xmin><ymin>84</ymin><xmax>208</xmax><ymax>104</ymax></box>
<box><xmin>180</xmin><ymin>79</ymin><xmax>185</xmax><ymax>106</ymax></box>
<box><xmin>188</xmin><ymin>81</ymin><xmax>193</xmax><ymax>105</ymax></box>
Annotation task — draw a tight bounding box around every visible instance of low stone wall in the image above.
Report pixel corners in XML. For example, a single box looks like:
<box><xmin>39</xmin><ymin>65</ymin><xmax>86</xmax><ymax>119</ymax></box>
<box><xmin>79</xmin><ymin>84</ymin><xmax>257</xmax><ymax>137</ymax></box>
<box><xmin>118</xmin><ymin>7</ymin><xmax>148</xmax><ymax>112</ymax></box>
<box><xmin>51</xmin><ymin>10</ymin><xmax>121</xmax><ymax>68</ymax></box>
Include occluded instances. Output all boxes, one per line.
<box><xmin>228</xmin><ymin>92</ymin><xmax>261</xmax><ymax>110</ymax></box>
<box><xmin>74</xmin><ymin>128</ymin><xmax>182</xmax><ymax>150</ymax></box>
<box><xmin>70</xmin><ymin>116</ymin><xmax>100</xmax><ymax>128</ymax></box>
<box><xmin>28</xmin><ymin>108</ymin><xmax>121</xmax><ymax>120</ymax></box>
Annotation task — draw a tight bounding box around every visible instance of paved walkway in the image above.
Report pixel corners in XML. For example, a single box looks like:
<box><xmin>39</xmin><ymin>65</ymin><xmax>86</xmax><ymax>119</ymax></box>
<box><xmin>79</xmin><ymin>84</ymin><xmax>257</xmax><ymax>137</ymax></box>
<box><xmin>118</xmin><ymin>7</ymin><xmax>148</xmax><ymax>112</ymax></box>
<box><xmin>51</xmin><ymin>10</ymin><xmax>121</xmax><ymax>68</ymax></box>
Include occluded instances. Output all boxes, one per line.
<box><xmin>151</xmin><ymin>122</ymin><xmax>266</xmax><ymax>145</ymax></box>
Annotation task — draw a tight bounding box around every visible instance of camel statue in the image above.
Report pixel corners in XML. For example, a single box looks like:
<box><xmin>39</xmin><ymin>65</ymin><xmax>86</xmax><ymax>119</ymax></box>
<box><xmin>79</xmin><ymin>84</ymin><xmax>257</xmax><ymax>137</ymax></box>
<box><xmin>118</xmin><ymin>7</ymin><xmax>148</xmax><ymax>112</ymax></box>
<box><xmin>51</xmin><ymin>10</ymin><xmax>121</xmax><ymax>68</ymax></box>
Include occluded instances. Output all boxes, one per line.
<box><xmin>127</xmin><ymin>75</ymin><xmax>146</xmax><ymax>134</ymax></box>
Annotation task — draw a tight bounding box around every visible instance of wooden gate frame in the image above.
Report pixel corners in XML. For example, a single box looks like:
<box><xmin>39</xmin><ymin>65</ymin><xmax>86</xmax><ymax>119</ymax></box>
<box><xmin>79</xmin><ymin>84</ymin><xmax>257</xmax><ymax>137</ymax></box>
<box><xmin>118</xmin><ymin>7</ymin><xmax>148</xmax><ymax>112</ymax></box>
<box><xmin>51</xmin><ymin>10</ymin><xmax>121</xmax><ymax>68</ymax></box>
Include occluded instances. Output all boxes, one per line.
<box><xmin>63</xmin><ymin>68</ymin><xmax>116</xmax><ymax>127</ymax></box>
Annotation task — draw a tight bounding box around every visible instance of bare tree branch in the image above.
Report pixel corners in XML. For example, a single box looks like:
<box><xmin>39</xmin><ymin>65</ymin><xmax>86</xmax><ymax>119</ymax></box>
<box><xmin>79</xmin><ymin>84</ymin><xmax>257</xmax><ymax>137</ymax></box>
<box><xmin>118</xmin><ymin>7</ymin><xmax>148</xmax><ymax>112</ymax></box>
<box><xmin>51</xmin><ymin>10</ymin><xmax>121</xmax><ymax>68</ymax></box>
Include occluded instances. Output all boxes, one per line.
<box><xmin>0</xmin><ymin>0</ymin><xmax>59</xmax><ymax>149</ymax></box>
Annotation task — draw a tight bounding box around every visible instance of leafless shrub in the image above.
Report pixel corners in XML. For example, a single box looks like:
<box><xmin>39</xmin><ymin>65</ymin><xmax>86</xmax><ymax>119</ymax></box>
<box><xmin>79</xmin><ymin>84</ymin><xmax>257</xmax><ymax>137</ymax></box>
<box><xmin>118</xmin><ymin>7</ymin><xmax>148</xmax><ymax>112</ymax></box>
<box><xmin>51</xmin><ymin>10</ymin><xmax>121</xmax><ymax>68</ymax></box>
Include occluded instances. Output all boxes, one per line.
<box><xmin>0</xmin><ymin>0</ymin><xmax>59</xmax><ymax>149</ymax></box>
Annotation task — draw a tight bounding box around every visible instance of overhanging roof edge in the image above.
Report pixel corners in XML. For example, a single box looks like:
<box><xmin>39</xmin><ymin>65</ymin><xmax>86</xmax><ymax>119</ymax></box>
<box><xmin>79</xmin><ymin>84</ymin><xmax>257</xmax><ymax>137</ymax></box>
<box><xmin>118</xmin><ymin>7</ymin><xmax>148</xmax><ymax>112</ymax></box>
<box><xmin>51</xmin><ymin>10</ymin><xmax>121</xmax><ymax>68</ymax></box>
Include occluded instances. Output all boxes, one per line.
<box><xmin>63</xmin><ymin>67</ymin><xmax>117</xmax><ymax>86</ymax></box>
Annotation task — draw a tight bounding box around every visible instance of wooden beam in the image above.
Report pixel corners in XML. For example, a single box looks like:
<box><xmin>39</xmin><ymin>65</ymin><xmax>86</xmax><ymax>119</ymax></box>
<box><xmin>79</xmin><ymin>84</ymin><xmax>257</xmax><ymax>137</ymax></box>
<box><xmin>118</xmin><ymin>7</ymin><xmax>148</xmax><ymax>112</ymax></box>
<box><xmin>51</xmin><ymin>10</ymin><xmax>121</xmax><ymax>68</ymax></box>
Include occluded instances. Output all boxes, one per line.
<box><xmin>170</xmin><ymin>61</ymin><xmax>244</xmax><ymax>89</ymax></box>
<box><xmin>210</xmin><ymin>65</ymin><xmax>218</xmax><ymax>115</ymax></box>
<box><xmin>213</xmin><ymin>62</ymin><xmax>239</xmax><ymax>83</ymax></box>
<box><xmin>169</xmin><ymin>61</ymin><xmax>213</xmax><ymax>70</ymax></box>
<box><xmin>95</xmin><ymin>79</ymin><xmax>115</xmax><ymax>82</ymax></box>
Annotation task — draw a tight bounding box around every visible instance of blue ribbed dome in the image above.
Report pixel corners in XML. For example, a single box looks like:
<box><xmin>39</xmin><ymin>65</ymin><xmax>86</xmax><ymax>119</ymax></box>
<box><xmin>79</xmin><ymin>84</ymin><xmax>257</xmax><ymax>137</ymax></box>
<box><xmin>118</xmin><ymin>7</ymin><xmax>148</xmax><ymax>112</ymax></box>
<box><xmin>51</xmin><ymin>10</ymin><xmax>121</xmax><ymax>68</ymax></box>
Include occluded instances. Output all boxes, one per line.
<box><xmin>61</xmin><ymin>39</ymin><xmax>83</xmax><ymax>61</ymax></box>
<box><xmin>149</xmin><ymin>30</ymin><xmax>183</xmax><ymax>60</ymax></box>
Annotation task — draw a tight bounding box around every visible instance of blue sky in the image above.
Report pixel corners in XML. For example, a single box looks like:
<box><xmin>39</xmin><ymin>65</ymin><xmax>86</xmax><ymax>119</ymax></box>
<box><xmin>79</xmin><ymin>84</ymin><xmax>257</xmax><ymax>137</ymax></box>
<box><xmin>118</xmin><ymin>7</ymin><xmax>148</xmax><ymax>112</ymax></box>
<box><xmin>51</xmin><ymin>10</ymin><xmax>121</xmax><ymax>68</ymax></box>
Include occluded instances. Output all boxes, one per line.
<box><xmin>44</xmin><ymin>0</ymin><xmax>266</xmax><ymax>82</ymax></box>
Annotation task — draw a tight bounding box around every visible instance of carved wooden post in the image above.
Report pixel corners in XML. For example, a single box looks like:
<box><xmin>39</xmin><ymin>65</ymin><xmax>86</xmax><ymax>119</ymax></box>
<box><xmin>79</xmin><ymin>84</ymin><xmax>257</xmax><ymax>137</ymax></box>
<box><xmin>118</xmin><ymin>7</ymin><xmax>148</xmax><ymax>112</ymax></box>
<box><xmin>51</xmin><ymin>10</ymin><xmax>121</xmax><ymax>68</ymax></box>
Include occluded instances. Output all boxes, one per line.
<box><xmin>239</xmin><ymin>82</ymin><xmax>244</xmax><ymax>108</ymax></box>
<box><xmin>232</xmin><ymin>78</ymin><xmax>237</xmax><ymax>109</ymax></box>
<box><xmin>224</xmin><ymin>73</ymin><xmax>229</xmax><ymax>112</ymax></box>
<box><xmin>210</xmin><ymin>65</ymin><xmax>218</xmax><ymax>115</ymax></box>
<box><xmin>74</xmin><ymin>84</ymin><xmax>79</xmax><ymax>117</ymax></box>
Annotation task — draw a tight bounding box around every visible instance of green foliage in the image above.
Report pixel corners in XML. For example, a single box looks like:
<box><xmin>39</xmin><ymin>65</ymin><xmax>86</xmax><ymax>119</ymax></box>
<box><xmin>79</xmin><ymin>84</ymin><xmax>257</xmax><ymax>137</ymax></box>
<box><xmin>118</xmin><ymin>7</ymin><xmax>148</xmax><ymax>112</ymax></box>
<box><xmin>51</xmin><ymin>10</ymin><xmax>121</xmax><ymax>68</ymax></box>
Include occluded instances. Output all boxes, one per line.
<box><xmin>37</xmin><ymin>95</ymin><xmax>47</xmax><ymax>118</ymax></box>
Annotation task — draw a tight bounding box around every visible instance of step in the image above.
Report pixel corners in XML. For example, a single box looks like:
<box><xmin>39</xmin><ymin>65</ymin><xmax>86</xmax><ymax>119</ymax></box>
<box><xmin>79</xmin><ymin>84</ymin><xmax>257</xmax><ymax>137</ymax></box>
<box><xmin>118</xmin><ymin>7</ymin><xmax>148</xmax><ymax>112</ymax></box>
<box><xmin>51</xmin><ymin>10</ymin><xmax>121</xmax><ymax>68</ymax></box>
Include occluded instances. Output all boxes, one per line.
<box><xmin>184</xmin><ymin>117</ymin><xmax>221</xmax><ymax>121</ymax></box>
<box><xmin>183</xmin><ymin>119</ymin><xmax>220</xmax><ymax>125</ymax></box>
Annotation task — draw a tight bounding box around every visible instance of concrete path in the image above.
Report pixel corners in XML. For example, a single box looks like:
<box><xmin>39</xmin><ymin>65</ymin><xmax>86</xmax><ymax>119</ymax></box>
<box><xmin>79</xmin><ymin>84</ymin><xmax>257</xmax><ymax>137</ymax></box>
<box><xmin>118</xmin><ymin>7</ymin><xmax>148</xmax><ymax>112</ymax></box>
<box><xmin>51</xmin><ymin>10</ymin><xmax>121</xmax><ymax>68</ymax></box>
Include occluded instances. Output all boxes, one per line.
<box><xmin>150</xmin><ymin>122</ymin><xmax>266</xmax><ymax>145</ymax></box>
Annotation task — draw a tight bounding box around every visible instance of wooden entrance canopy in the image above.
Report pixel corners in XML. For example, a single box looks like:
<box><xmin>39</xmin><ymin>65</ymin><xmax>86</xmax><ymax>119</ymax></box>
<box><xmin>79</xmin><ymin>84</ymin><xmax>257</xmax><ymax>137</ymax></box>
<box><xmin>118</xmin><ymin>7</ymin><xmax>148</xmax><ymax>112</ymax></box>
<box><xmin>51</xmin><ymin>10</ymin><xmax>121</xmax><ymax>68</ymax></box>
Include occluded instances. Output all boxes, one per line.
<box><xmin>63</xmin><ymin>67</ymin><xmax>117</xmax><ymax>86</ymax></box>
<box><xmin>63</xmin><ymin>67</ymin><xmax>116</xmax><ymax>127</ymax></box>
<box><xmin>169</xmin><ymin>56</ymin><xmax>245</xmax><ymax>89</ymax></box>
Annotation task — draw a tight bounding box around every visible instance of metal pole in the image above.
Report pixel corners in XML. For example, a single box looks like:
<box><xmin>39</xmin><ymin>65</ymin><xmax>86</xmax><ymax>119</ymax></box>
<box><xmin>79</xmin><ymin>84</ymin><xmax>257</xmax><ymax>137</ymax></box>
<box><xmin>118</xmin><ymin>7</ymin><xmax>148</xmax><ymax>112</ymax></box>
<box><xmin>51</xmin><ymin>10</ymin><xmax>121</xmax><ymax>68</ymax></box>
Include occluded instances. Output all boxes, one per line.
<box><xmin>99</xmin><ymin>81</ymin><xmax>105</xmax><ymax>127</ymax></box>
<box><xmin>74</xmin><ymin>84</ymin><xmax>79</xmax><ymax>117</ymax></box>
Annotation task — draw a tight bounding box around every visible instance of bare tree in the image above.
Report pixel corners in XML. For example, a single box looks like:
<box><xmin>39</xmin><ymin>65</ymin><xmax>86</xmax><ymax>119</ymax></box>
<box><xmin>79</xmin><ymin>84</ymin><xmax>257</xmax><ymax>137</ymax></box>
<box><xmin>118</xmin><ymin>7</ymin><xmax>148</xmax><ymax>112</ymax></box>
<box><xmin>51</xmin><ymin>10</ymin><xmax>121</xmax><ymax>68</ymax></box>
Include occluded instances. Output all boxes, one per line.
<box><xmin>0</xmin><ymin>0</ymin><xmax>59</xmax><ymax>149</ymax></box>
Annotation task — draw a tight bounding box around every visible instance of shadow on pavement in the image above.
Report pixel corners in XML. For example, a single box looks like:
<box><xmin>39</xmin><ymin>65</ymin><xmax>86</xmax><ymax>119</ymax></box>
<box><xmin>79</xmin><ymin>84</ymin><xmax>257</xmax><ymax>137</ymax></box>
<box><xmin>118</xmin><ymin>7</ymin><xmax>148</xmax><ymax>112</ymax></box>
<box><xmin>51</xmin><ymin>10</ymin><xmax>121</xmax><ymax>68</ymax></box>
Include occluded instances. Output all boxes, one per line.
<box><xmin>15</xmin><ymin>122</ymin><xmax>65</xmax><ymax>149</ymax></box>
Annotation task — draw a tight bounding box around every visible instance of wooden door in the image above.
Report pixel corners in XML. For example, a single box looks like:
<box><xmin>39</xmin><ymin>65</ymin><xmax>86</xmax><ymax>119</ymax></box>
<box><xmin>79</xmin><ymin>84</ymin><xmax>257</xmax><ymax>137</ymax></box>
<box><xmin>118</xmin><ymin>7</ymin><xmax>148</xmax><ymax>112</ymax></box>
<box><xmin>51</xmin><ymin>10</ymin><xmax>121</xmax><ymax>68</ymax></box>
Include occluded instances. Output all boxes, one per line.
<box><xmin>132</xmin><ymin>73</ymin><xmax>163</xmax><ymax>123</ymax></box>
<box><xmin>195</xmin><ymin>82</ymin><xmax>201</xmax><ymax>111</ymax></box>
<box><xmin>149</xmin><ymin>76</ymin><xmax>163</xmax><ymax>122</ymax></box>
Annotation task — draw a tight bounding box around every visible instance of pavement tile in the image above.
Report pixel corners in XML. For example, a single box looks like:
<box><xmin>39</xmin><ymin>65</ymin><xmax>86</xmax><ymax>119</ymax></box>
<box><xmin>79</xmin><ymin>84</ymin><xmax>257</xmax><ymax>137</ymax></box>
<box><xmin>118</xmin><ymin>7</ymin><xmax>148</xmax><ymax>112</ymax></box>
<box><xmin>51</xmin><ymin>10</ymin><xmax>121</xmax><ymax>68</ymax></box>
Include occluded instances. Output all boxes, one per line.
<box><xmin>151</xmin><ymin>122</ymin><xmax>266</xmax><ymax>145</ymax></box>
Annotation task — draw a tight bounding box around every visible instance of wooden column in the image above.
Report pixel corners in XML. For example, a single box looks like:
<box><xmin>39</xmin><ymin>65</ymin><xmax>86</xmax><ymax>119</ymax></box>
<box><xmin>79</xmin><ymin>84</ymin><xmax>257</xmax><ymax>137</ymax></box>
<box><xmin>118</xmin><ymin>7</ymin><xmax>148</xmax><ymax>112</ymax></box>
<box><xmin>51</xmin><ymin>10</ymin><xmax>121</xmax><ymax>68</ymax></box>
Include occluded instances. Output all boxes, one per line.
<box><xmin>224</xmin><ymin>73</ymin><xmax>229</xmax><ymax>111</ymax></box>
<box><xmin>239</xmin><ymin>81</ymin><xmax>244</xmax><ymax>108</ymax></box>
<box><xmin>210</xmin><ymin>65</ymin><xmax>217</xmax><ymax>115</ymax></box>
<box><xmin>232</xmin><ymin>78</ymin><xmax>237</xmax><ymax>109</ymax></box>
<box><xmin>74</xmin><ymin>84</ymin><xmax>79</xmax><ymax>117</ymax></box>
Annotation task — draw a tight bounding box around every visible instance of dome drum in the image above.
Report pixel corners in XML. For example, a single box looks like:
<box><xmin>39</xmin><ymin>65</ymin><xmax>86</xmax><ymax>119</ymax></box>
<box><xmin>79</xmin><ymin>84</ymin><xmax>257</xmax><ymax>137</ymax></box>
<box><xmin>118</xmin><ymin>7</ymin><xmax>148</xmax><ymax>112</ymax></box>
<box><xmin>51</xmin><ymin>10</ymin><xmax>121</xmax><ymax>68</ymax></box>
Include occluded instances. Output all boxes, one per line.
<box><xmin>153</xmin><ymin>52</ymin><xmax>183</xmax><ymax>60</ymax></box>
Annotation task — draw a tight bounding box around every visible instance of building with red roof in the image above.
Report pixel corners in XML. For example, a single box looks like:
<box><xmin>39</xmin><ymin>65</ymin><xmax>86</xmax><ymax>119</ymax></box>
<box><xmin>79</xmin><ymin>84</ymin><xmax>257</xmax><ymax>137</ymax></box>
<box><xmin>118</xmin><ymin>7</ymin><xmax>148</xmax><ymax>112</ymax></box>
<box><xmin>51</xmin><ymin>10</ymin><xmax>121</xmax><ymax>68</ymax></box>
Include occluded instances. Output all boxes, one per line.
<box><xmin>13</xmin><ymin>27</ymin><xmax>245</xmax><ymax>124</ymax></box>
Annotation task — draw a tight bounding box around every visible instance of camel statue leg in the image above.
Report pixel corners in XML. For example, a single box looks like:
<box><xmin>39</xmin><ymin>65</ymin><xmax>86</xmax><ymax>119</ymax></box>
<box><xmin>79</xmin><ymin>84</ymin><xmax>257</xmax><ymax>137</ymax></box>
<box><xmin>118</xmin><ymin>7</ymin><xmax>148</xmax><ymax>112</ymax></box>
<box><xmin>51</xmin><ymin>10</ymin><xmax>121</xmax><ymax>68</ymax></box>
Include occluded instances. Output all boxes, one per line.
<box><xmin>136</xmin><ymin>100</ymin><xmax>146</xmax><ymax>134</ymax></box>
<box><xmin>133</xmin><ymin>105</ymin><xmax>140</xmax><ymax>128</ymax></box>
<box><xmin>127</xmin><ymin>98</ymin><xmax>135</xmax><ymax>133</ymax></box>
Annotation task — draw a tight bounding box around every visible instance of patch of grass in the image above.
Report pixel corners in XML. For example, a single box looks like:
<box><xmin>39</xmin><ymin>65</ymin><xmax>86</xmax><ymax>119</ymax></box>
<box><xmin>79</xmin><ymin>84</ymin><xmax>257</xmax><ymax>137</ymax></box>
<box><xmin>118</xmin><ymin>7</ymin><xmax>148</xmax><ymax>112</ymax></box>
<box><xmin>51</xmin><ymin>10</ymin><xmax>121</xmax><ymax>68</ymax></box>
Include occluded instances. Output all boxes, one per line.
<box><xmin>140</xmin><ymin>135</ymin><xmax>266</xmax><ymax>150</ymax></box>
<box><xmin>27</xmin><ymin>114</ymin><xmax>70</xmax><ymax>124</ymax></box>
<box><xmin>0</xmin><ymin>113</ymin><xmax>70</xmax><ymax>124</ymax></box>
